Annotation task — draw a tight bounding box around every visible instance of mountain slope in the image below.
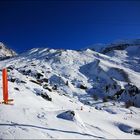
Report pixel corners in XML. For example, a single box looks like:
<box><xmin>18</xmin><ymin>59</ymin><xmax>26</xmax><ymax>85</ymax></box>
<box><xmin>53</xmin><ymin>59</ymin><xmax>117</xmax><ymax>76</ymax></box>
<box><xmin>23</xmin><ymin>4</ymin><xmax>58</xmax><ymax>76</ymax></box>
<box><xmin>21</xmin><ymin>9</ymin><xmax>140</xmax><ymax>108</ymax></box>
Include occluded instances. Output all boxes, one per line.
<box><xmin>0</xmin><ymin>41</ymin><xmax>140</xmax><ymax>139</ymax></box>
<box><xmin>105</xmin><ymin>42</ymin><xmax>140</xmax><ymax>73</ymax></box>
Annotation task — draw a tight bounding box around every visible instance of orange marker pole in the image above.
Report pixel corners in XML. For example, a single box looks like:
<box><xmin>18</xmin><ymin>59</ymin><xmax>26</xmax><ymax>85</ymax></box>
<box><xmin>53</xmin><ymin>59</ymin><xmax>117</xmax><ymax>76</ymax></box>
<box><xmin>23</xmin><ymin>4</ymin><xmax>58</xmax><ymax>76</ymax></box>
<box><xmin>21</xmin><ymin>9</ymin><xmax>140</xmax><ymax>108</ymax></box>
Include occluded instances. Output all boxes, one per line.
<box><xmin>2</xmin><ymin>68</ymin><xmax>8</xmax><ymax>103</ymax></box>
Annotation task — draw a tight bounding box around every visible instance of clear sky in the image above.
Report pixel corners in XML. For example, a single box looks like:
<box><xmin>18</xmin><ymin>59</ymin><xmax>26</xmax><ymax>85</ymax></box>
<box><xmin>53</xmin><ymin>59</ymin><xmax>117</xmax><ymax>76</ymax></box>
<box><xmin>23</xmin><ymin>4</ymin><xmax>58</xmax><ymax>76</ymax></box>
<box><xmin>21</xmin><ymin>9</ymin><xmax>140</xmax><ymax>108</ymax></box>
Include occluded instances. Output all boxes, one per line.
<box><xmin>0</xmin><ymin>0</ymin><xmax>140</xmax><ymax>53</ymax></box>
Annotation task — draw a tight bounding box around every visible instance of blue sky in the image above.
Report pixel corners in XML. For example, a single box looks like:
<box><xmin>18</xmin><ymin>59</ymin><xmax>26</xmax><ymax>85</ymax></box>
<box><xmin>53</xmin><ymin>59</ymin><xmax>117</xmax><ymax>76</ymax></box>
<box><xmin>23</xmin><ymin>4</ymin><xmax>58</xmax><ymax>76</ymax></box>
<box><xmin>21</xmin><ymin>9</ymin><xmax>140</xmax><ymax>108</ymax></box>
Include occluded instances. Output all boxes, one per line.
<box><xmin>0</xmin><ymin>0</ymin><xmax>140</xmax><ymax>53</ymax></box>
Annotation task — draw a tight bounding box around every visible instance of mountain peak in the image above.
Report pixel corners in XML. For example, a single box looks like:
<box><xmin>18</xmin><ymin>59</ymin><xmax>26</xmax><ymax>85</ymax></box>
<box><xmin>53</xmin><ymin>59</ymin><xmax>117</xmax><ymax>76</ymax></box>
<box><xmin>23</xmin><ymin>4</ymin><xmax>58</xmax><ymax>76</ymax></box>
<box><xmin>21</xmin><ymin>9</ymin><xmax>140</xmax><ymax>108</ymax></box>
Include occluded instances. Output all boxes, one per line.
<box><xmin>0</xmin><ymin>42</ymin><xmax>17</xmax><ymax>58</ymax></box>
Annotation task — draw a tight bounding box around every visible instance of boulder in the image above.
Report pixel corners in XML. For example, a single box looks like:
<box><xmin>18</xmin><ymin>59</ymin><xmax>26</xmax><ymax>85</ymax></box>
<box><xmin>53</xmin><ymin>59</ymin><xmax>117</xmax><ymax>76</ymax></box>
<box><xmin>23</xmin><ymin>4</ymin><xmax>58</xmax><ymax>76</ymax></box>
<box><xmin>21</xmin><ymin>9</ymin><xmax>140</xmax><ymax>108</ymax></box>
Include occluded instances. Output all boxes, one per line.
<box><xmin>41</xmin><ymin>93</ymin><xmax>52</xmax><ymax>101</ymax></box>
<box><xmin>57</xmin><ymin>110</ymin><xmax>75</xmax><ymax>121</ymax></box>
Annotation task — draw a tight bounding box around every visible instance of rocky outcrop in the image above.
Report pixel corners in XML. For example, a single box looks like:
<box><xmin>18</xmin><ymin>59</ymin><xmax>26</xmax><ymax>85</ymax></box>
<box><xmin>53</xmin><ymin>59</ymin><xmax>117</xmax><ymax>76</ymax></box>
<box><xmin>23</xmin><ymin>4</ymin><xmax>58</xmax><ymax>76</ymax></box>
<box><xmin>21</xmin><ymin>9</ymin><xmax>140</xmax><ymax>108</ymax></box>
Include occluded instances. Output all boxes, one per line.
<box><xmin>0</xmin><ymin>42</ymin><xmax>17</xmax><ymax>59</ymax></box>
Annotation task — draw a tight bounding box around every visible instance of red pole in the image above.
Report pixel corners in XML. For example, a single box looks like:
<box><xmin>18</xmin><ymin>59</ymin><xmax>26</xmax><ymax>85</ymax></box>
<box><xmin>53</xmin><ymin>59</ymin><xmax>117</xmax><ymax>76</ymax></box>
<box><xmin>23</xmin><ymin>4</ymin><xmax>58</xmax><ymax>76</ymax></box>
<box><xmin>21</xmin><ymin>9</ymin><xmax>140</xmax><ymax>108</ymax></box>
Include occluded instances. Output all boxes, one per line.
<box><xmin>2</xmin><ymin>68</ymin><xmax>8</xmax><ymax>103</ymax></box>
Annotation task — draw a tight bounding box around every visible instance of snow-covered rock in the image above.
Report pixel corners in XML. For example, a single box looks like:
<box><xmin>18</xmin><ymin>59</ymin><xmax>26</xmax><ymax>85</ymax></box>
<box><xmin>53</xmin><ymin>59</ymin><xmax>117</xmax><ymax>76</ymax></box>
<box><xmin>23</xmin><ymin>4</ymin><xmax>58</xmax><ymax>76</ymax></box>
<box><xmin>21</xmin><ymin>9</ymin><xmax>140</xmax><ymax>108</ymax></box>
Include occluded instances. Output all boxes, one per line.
<box><xmin>57</xmin><ymin>110</ymin><xmax>75</xmax><ymax>121</ymax></box>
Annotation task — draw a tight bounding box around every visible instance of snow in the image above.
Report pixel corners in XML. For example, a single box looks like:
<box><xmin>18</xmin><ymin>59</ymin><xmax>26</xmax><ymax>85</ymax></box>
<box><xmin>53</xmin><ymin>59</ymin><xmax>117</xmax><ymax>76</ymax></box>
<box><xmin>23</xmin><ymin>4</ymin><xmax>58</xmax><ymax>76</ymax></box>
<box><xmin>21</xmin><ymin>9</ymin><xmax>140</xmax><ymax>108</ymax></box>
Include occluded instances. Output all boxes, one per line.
<box><xmin>0</xmin><ymin>87</ymin><xmax>140</xmax><ymax>139</ymax></box>
<box><xmin>0</xmin><ymin>42</ymin><xmax>17</xmax><ymax>57</ymax></box>
<box><xmin>0</xmin><ymin>40</ymin><xmax>140</xmax><ymax>139</ymax></box>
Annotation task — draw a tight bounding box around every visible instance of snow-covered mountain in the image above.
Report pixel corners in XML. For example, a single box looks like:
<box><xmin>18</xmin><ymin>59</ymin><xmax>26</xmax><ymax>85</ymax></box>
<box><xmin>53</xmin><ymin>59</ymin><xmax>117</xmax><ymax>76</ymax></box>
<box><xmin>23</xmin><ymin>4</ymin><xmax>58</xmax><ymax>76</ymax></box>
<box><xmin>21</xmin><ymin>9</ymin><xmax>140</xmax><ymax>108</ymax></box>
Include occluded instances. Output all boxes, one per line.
<box><xmin>85</xmin><ymin>39</ymin><xmax>140</xmax><ymax>73</ymax></box>
<box><xmin>104</xmin><ymin>40</ymin><xmax>140</xmax><ymax>73</ymax></box>
<box><xmin>0</xmin><ymin>42</ymin><xmax>17</xmax><ymax>59</ymax></box>
<box><xmin>84</xmin><ymin>39</ymin><xmax>140</xmax><ymax>53</ymax></box>
<box><xmin>0</xmin><ymin>40</ymin><xmax>140</xmax><ymax>139</ymax></box>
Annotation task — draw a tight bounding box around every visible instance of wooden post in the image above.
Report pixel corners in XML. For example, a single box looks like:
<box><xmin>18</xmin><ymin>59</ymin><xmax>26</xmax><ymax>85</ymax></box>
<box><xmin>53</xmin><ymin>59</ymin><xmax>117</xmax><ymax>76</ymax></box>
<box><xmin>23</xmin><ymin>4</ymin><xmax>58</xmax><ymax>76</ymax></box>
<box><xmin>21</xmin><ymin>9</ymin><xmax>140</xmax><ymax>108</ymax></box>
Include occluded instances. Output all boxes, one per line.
<box><xmin>2</xmin><ymin>68</ymin><xmax>8</xmax><ymax>103</ymax></box>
